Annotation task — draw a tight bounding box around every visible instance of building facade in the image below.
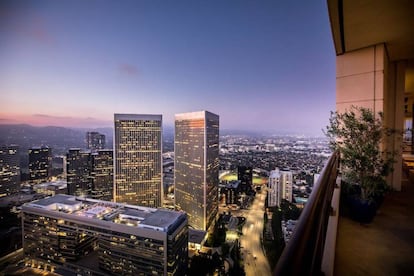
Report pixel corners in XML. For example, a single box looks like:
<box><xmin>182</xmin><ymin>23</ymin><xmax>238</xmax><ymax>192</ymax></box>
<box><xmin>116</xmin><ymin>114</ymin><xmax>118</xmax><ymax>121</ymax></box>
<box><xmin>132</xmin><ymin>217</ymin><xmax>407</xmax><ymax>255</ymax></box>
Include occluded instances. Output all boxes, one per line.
<box><xmin>0</xmin><ymin>145</ymin><xmax>20</xmax><ymax>197</ymax></box>
<box><xmin>86</xmin><ymin>131</ymin><xmax>106</xmax><ymax>152</ymax></box>
<box><xmin>29</xmin><ymin>147</ymin><xmax>52</xmax><ymax>183</ymax></box>
<box><xmin>91</xmin><ymin>149</ymin><xmax>113</xmax><ymax>201</ymax></box>
<box><xmin>219</xmin><ymin>180</ymin><xmax>242</xmax><ymax>205</ymax></box>
<box><xmin>174</xmin><ymin>111</ymin><xmax>219</xmax><ymax>231</ymax></box>
<box><xmin>268</xmin><ymin>168</ymin><xmax>293</xmax><ymax>207</ymax></box>
<box><xmin>114</xmin><ymin>114</ymin><xmax>162</xmax><ymax>207</ymax></box>
<box><xmin>237</xmin><ymin>166</ymin><xmax>253</xmax><ymax>192</ymax></box>
<box><xmin>66</xmin><ymin>149</ymin><xmax>93</xmax><ymax>196</ymax></box>
<box><xmin>22</xmin><ymin>194</ymin><xmax>188</xmax><ymax>275</ymax></box>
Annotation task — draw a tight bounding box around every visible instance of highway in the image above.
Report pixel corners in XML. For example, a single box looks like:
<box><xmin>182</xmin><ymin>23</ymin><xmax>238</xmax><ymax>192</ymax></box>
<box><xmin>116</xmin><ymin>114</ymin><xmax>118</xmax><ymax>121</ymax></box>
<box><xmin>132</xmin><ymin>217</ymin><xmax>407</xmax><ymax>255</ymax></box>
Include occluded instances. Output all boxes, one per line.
<box><xmin>239</xmin><ymin>191</ymin><xmax>272</xmax><ymax>276</ymax></box>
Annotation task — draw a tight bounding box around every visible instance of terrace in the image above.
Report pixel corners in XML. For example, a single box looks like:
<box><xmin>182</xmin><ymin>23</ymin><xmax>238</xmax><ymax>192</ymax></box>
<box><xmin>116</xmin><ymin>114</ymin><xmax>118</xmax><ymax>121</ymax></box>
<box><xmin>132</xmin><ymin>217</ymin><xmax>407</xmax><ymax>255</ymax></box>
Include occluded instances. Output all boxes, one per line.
<box><xmin>273</xmin><ymin>1</ymin><xmax>414</xmax><ymax>274</ymax></box>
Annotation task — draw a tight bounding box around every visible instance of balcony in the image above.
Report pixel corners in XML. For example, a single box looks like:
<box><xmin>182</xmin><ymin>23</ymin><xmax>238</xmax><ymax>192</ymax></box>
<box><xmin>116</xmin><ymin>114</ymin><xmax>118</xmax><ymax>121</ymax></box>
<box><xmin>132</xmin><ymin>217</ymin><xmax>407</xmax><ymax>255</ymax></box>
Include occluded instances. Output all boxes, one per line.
<box><xmin>273</xmin><ymin>151</ymin><xmax>414</xmax><ymax>275</ymax></box>
<box><xmin>334</xmin><ymin>165</ymin><xmax>414</xmax><ymax>275</ymax></box>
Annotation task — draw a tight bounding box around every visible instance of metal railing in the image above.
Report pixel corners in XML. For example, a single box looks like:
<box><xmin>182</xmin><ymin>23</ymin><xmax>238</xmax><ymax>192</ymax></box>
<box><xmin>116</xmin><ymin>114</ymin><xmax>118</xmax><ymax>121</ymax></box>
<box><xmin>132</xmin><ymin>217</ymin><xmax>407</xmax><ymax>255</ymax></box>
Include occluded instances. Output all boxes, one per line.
<box><xmin>273</xmin><ymin>150</ymin><xmax>340</xmax><ymax>276</ymax></box>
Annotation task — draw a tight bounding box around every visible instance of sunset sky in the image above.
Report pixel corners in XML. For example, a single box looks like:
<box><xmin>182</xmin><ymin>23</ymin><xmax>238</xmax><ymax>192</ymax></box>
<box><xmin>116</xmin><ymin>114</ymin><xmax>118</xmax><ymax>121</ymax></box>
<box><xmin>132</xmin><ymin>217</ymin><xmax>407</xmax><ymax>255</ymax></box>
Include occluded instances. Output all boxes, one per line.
<box><xmin>0</xmin><ymin>0</ymin><xmax>335</xmax><ymax>135</ymax></box>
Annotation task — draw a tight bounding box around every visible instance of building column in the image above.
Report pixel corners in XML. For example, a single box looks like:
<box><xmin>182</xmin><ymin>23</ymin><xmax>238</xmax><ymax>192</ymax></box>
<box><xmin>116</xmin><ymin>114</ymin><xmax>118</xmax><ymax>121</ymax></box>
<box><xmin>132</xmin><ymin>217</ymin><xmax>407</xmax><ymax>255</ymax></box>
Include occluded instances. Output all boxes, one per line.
<box><xmin>386</xmin><ymin>61</ymin><xmax>406</xmax><ymax>191</ymax></box>
<box><xmin>335</xmin><ymin>44</ymin><xmax>403</xmax><ymax>191</ymax></box>
<box><xmin>336</xmin><ymin>44</ymin><xmax>386</xmax><ymax>113</ymax></box>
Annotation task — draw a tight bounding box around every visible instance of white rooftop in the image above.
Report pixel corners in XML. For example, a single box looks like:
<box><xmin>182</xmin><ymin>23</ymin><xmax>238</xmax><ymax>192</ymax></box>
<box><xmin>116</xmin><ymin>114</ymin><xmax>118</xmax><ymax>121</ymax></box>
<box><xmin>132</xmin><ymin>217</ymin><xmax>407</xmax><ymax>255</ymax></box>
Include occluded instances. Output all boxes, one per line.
<box><xmin>24</xmin><ymin>194</ymin><xmax>185</xmax><ymax>232</ymax></box>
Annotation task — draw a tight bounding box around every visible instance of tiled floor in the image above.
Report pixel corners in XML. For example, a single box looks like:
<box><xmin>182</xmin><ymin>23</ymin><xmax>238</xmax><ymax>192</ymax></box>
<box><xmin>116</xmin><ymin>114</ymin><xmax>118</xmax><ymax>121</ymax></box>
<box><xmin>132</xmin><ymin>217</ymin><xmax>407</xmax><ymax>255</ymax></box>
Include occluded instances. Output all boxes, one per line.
<box><xmin>334</xmin><ymin>176</ymin><xmax>414</xmax><ymax>276</ymax></box>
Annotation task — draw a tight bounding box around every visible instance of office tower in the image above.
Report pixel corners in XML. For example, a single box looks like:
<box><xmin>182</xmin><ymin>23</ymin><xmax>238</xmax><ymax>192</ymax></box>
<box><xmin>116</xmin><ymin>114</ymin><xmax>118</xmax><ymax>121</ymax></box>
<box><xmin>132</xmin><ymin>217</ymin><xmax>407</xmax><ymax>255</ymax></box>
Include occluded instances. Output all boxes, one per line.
<box><xmin>0</xmin><ymin>145</ymin><xmax>20</xmax><ymax>197</ymax></box>
<box><xmin>268</xmin><ymin>168</ymin><xmax>293</xmax><ymax>207</ymax></box>
<box><xmin>66</xmin><ymin>149</ymin><xmax>92</xmax><ymax>196</ymax></box>
<box><xmin>91</xmin><ymin>149</ymin><xmax>113</xmax><ymax>201</ymax></box>
<box><xmin>238</xmin><ymin>166</ymin><xmax>253</xmax><ymax>192</ymax></box>
<box><xmin>114</xmin><ymin>114</ymin><xmax>162</xmax><ymax>207</ymax></box>
<box><xmin>29</xmin><ymin>147</ymin><xmax>52</xmax><ymax>183</ymax></box>
<box><xmin>22</xmin><ymin>194</ymin><xmax>188</xmax><ymax>275</ymax></box>
<box><xmin>86</xmin><ymin>131</ymin><xmax>106</xmax><ymax>152</ymax></box>
<box><xmin>174</xmin><ymin>111</ymin><xmax>219</xmax><ymax>231</ymax></box>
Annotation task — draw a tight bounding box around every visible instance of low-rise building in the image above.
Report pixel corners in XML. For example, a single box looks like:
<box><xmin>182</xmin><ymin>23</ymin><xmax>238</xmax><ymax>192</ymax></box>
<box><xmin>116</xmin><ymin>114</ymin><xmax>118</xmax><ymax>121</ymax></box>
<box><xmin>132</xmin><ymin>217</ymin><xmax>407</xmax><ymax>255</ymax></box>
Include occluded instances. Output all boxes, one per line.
<box><xmin>22</xmin><ymin>194</ymin><xmax>188</xmax><ymax>275</ymax></box>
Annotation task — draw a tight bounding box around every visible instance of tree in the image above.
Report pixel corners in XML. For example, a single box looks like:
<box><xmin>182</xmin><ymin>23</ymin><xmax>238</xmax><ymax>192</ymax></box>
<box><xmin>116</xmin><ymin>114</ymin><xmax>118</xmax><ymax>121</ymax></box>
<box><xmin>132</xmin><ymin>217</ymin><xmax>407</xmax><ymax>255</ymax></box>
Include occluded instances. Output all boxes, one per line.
<box><xmin>325</xmin><ymin>106</ymin><xmax>396</xmax><ymax>201</ymax></box>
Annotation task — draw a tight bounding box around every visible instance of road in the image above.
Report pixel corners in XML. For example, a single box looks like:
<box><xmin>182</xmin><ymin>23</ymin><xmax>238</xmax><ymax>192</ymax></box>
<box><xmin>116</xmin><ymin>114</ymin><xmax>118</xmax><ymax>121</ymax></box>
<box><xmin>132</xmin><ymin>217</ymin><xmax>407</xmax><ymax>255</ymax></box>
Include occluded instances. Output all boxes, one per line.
<box><xmin>239</xmin><ymin>191</ymin><xmax>272</xmax><ymax>276</ymax></box>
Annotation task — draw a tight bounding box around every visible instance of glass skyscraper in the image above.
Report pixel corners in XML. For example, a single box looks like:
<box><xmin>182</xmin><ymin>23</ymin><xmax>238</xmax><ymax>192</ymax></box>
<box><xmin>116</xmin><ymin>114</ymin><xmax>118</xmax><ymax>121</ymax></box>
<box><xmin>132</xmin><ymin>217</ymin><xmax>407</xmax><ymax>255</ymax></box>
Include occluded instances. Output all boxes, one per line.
<box><xmin>66</xmin><ymin>149</ymin><xmax>93</xmax><ymax>196</ymax></box>
<box><xmin>29</xmin><ymin>146</ymin><xmax>52</xmax><ymax>182</ymax></box>
<box><xmin>174</xmin><ymin>111</ymin><xmax>219</xmax><ymax>231</ymax></box>
<box><xmin>0</xmin><ymin>145</ymin><xmax>20</xmax><ymax>196</ymax></box>
<box><xmin>91</xmin><ymin>149</ymin><xmax>113</xmax><ymax>201</ymax></box>
<box><xmin>114</xmin><ymin>114</ymin><xmax>162</xmax><ymax>207</ymax></box>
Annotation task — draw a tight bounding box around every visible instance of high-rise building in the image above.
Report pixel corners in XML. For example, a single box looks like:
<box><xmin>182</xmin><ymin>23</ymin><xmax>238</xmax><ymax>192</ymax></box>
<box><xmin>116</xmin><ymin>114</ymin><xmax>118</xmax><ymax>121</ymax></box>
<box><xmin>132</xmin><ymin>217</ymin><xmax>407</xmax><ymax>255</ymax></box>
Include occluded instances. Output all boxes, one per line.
<box><xmin>22</xmin><ymin>194</ymin><xmax>188</xmax><ymax>275</ymax></box>
<box><xmin>91</xmin><ymin>149</ymin><xmax>113</xmax><ymax>201</ymax></box>
<box><xmin>114</xmin><ymin>114</ymin><xmax>162</xmax><ymax>207</ymax></box>
<box><xmin>66</xmin><ymin>149</ymin><xmax>92</xmax><ymax>196</ymax></box>
<box><xmin>238</xmin><ymin>166</ymin><xmax>253</xmax><ymax>192</ymax></box>
<box><xmin>29</xmin><ymin>147</ymin><xmax>52</xmax><ymax>183</ymax></box>
<box><xmin>0</xmin><ymin>145</ymin><xmax>20</xmax><ymax>197</ymax></box>
<box><xmin>174</xmin><ymin>111</ymin><xmax>219</xmax><ymax>231</ymax></box>
<box><xmin>86</xmin><ymin>131</ymin><xmax>106</xmax><ymax>152</ymax></box>
<box><xmin>268</xmin><ymin>168</ymin><xmax>293</xmax><ymax>207</ymax></box>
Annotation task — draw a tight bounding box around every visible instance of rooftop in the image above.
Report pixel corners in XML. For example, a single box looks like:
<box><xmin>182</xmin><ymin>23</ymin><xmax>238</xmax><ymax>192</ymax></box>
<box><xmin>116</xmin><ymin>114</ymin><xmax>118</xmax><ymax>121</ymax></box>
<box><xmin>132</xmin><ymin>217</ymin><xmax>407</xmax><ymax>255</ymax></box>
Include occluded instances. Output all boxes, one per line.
<box><xmin>24</xmin><ymin>194</ymin><xmax>184</xmax><ymax>233</ymax></box>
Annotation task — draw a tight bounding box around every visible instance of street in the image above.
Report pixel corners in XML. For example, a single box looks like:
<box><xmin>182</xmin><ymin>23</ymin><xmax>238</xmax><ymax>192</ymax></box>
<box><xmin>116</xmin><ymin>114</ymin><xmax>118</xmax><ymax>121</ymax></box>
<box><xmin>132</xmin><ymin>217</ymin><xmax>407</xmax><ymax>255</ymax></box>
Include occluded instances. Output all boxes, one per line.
<box><xmin>239</xmin><ymin>192</ymin><xmax>272</xmax><ymax>276</ymax></box>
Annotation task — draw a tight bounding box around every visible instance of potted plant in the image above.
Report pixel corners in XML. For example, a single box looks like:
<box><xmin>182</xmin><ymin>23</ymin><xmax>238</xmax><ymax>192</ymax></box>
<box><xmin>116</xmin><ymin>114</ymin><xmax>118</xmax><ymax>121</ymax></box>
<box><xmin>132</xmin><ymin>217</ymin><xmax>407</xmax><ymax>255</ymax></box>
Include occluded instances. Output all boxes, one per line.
<box><xmin>324</xmin><ymin>106</ymin><xmax>396</xmax><ymax>223</ymax></box>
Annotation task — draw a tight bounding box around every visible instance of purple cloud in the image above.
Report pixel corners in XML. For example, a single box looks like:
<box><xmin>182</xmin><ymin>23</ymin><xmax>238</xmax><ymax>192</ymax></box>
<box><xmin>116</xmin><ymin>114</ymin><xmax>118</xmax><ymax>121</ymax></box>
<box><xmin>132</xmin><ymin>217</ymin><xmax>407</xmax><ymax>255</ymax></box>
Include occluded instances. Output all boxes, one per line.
<box><xmin>119</xmin><ymin>63</ymin><xmax>139</xmax><ymax>76</ymax></box>
<box><xmin>1</xmin><ymin>11</ymin><xmax>56</xmax><ymax>46</ymax></box>
<box><xmin>28</xmin><ymin>23</ymin><xmax>55</xmax><ymax>45</ymax></box>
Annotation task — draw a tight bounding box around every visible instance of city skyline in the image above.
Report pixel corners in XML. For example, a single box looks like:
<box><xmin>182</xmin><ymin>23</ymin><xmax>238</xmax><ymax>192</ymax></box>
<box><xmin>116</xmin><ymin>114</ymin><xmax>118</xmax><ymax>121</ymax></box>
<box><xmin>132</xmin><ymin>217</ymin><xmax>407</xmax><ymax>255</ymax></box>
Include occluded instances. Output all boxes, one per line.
<box><xmin>0</xmin><ymin>0</ymin><xmax>335</xmax><ymax>136</ymax></box>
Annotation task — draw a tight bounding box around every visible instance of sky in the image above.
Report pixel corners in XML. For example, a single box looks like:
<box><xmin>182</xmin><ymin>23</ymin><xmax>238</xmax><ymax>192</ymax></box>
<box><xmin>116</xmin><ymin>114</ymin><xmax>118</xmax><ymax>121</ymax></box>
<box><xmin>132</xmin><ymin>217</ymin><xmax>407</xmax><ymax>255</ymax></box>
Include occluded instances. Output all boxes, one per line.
<box><xmin>0</xmin><ymin>0</ymin><xmax>336</xmax><ymax>136</ymax></box>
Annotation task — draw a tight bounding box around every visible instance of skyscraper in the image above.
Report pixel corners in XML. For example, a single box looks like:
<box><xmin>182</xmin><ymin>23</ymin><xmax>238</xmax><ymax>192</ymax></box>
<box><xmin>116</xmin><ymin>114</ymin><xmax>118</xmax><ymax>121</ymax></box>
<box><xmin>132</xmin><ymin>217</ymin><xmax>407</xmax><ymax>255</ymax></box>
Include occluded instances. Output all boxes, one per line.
<box><xmin>91</xmin><ymin>149</ymin><xmax>113</xmax><ymax>201</ymax></box>
<box><xmin>29</xmin><ymin>147</ymin><xmax>52</xmax><ymax>183</ymax></box>
<box><xmin>66</xmin><ymin>149</ymin><xmax>92</xmax><ymax>196</ymax></box>
<box><xmin>174</xmin><ymin>111</ymin><xmax>219</xmax><ymax>231</ymax></box>
<box><xmin>268</xmin><ymin>168</ymin><xmax>293</xmax><ymax>207</ymax></box>
<box><xmin>86</xmin><ymin>131</ymin><xmax>106</xmax><ymax>152</ymax></box>
<box><xmin>114</xmin><ymin>114</ymin><xmax>162</xmax><ymax>207</ymax></box>
<box><xmin>0</xmin><ymin>145</ymin><xmax>20</xmax><ymax>197</ymax></box>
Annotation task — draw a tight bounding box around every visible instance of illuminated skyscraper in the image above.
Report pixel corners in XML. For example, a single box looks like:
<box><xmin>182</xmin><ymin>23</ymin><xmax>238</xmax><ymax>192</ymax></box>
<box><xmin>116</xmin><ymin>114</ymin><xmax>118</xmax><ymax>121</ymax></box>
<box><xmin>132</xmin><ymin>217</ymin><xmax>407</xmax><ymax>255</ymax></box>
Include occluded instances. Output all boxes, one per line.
<box><xmin>174</xmin><ymin>111</ymin><xmax>219</xmax><ymax>231</ymax></box>
<box><xmin>91</xmin><ymin>149</ymin><xmax>113</xmax><ymax>201</ymax></box>
<box><xmin>29</xmin><ymin>147</ymin><xmax>52</xmax><ymax>183</ymax></box>
<box><xmin>0</xmin><ymin>145</ymin><xmax>20</xmax><ymax>196</ymax></box>
<box><xmin>66</xmin><ymin>149</ymin><xmax>92</xmax><ymax>196</ymax></box>
<box><xmin>114</xmin><ymin>114</ymin><xmax>162</xmax><ymax>207</ymax></box>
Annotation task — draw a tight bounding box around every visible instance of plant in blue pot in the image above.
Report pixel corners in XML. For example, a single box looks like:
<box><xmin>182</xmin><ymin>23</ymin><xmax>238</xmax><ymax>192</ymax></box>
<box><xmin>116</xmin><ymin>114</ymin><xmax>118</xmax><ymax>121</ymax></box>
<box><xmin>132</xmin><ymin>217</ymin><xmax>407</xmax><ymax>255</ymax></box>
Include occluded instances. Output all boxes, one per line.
<box><xmin>325</xmin><ymin>106</ymin><xmax>397</xmax><ymax>223</ymax></box>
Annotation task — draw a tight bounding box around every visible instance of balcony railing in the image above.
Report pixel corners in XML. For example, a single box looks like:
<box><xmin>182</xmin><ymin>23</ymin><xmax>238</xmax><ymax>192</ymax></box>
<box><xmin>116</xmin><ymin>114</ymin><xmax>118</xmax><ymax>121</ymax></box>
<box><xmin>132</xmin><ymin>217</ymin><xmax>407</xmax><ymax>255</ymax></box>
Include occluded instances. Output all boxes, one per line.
<box><xmin>273</xmin><ymin>150</ymin><xmax>340</xmax><ymax>275</ymax></box>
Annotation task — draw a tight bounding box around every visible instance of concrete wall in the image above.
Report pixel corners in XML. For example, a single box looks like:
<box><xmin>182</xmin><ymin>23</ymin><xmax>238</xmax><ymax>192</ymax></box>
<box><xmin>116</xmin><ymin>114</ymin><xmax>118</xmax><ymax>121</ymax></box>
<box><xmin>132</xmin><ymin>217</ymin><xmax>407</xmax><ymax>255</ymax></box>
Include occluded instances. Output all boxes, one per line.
<box><xmin>335</xmin><ymin>44</ymin><xmax>404</xmax><ymax>191</ymax></box>
<box><xmin>336</xmin><ymin>44</ymin><xmax>386</xmax><ymax>114</ymax></box>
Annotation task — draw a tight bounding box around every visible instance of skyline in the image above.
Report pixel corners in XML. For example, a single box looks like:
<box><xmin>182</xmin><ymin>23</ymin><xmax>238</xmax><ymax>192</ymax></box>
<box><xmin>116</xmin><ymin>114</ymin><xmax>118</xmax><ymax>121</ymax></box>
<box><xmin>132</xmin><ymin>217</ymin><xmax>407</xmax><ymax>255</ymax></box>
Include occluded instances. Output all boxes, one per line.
<box><xmin>0</xmin><ymin>0</ymin><xmax>335</xmax><ymax>136</ymax></box>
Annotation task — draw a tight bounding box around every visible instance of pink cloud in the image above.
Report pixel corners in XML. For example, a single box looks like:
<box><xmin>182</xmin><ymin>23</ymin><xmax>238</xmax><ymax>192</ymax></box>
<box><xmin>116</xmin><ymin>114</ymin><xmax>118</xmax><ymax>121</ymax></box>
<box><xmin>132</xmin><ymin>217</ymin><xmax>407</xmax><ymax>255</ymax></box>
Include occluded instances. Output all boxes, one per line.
<box><xmin>27</xmin><ymin>23</ymin><xmax>55</xmax><ymax>45</ymax></box>
<box><xmin>2</xmin><ymin>11</ymin><xmax>56</xmax><ymax>46</ymax></box>
<box><xmin>119</xmin><ymin>63</ymin><xmax>139</xmax><ymax>76</ymax></box>
<box><xmin>0</xmin><ymin>113</ymin><xmax>111</xmax><ymax>128</ymax></box>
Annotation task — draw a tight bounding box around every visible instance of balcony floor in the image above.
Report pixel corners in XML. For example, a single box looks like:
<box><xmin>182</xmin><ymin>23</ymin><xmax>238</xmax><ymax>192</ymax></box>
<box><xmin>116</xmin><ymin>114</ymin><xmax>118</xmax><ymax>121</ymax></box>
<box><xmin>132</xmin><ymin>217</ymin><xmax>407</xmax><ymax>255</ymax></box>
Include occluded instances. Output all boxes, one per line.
<box><xmin>334</xmin><ymin>176</ymin><xmax>414</xmax><ymax>275</ymax></box>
